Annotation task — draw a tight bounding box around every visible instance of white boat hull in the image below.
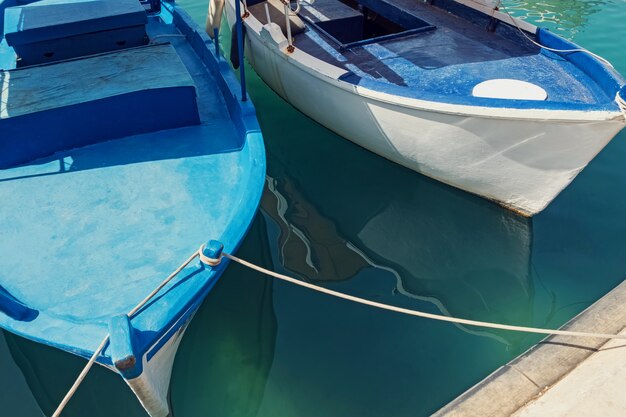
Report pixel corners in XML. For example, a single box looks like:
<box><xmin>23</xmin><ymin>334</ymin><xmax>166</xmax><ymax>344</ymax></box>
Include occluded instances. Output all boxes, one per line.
<box><xmin>122</xmin><ymin>322</ymin><xmax>189</xmax><ymax>417</ymax></box>
<box><xmin>226</xmin><ymin>6</ymin><xmax>625</xmax><ymax>216</ymax></box>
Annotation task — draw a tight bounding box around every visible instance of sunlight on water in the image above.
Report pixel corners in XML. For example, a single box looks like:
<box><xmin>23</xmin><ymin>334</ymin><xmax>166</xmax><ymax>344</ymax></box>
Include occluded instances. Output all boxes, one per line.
<box><xmin>502</xmin><ymin>0</ymin><xmax>609</xmax><ymax>37</ymax></box>
<box><xmin>1</xmin><ymin>1</ymin><xmax>626</xmax><ymax>416</ymax></box>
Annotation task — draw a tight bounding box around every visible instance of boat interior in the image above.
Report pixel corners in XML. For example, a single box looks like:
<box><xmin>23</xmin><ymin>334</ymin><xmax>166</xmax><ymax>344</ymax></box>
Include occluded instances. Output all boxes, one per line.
<box><xmin>0</xmin><ymin>0</ymin><xmax>253</xmax><ymax>356</ymax></box>
<box><xmin>247</xmin><ymin>0</ymin><xmax>622</xmax><ymax>108</ymax></box>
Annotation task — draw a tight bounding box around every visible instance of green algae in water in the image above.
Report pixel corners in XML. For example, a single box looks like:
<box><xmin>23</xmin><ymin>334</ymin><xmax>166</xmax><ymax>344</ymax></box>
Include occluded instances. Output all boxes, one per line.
<box><xmin>2</xmin><ymin>1</ymin><xmax>626</xmax><ymax>416</ymax></box>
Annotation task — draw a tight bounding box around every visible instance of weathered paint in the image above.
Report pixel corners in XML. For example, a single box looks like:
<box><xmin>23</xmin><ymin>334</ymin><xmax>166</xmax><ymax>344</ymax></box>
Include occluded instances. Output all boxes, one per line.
<box><xmin>0</xmin><ymin>2</ymin><xmax>266</xmax><ymax>417</ymax></box>
<box><xmin>224</xmin><ymin>0</ymin><xmax>625</xmax><ymax>215</ymax></box>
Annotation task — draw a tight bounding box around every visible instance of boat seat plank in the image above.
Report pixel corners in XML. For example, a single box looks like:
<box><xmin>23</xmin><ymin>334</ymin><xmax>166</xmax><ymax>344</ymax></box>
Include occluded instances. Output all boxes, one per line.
<box><xmin>4</xmin><ymin>0</ymin><xmax>149</xmax><ymax>65</ymax></box>
<box><xmin>3</xmin><ymin>0</ymin><xmax>147</xmax><ymax>45</ymax></box>
<box><xmin>0</xmin><ymin>43</ymin><xmax>200</xmax><ymax>168</ymax></box>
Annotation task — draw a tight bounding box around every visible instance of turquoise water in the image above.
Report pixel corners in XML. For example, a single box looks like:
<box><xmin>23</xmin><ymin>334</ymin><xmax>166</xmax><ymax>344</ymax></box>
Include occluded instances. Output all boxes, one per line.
<box><xmin>2</xmin><ymin>1</ymin><xmax>626</xmax><ymax>416</ymax></box>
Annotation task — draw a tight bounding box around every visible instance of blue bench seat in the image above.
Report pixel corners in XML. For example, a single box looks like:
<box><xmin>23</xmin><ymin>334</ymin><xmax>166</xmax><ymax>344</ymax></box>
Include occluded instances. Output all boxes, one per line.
<box><xmin>4</xmin><ymin>0</ymin><xmax>148</xmax><ymax>66</ymax></box>
<box><xmin>0</xmin><ymin>43</ymin><xmax>200</xmax><ymax>168</ymax></box>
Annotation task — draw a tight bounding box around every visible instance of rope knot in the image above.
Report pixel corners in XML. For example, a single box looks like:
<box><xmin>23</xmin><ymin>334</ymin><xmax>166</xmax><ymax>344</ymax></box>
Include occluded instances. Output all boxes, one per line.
<box><xmin>199</xmin><ymin>240</ymin><xmax>224</xmax><ymax>267</ymax></box>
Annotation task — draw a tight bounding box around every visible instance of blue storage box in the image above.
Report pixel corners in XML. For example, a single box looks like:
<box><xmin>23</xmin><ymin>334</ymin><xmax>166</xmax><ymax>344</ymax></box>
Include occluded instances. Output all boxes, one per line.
<box><xmin>4</xmin><ymin>0</ymin><xmax>148</xmax><ymax>66</ymax></box>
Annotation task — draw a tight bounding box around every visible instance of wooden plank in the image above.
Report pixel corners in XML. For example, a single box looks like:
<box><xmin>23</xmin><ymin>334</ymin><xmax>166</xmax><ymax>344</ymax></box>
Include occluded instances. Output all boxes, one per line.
<box><xmin>1</xmin><ymin>44</ymin><xmax>194</xmax><ymax>119</ymax></box>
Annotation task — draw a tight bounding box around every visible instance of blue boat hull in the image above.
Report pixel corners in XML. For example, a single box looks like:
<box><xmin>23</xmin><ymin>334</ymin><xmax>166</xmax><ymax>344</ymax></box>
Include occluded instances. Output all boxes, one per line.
<box><xmin>0</xmin><ymin>1</ymin><xmax>265</xmax><ymax>416</ymax></box>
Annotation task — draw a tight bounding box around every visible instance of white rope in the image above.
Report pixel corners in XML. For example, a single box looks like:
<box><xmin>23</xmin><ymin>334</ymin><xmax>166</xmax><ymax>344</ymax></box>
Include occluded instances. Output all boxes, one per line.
<box><xmin>221</xmin><ymin>252</ymin><xmax>626</xmax><ymax>340</ymax></box>
<box><xmin>51</xmin><ymin>337</ymin><xmax>109</xmax><ymax>417</ymax></box>
<box><xmin>52</xmin><ymin>243</ymin><xmax>626</xmax><ymax>416</ymax></box>
<box><xmin>198</xmin><ymin>244</ymin><xmax>222</xmax><ymax>266</ymax></box>
<box><xmin>493</xmin><ymin>1</ymin><xmax>614</xmax><ymax>69</ymax></box>
<box><xmin>52</xmin><ymin>250</ymin><xmax>200</xmax><ymax>417</ymax></box>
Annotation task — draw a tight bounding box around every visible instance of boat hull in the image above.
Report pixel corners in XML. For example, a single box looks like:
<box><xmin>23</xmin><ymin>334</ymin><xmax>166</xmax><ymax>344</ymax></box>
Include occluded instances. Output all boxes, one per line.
<box><xmin>122</xmin><ymin>316</ymin><xmax>192</xmax><ymax>417</ymax></box>
<box><xmin>226</xmin><ymin>6</ymin><xmax>625</xmax><ymax>216</ymax></box>
<box><xmin>0</xmin><ymin>3</ymin><xmax>265</xmax><ymax>417</ymax></box>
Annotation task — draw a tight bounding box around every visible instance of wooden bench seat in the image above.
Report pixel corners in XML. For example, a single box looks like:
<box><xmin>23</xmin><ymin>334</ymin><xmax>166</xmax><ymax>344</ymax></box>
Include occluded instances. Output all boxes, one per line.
<box><xmin>4</xmin><ymin>0</ymin><xmax>148</xmax><ymax>66</ymax></box>
<box><xmin>0</xmin><ymin>43</ymin><xmax>200</xmax><ymax>168</ymax></box>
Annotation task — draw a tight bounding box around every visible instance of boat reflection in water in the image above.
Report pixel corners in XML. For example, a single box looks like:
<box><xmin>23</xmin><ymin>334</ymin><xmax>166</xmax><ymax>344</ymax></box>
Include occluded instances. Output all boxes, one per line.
<box><xmin>261</xmin><ymin>165</ymin><xmax>535</xmax><ymax>349</ymax></box>
<box><xmin>169</xmin><ymin>147</ymin><xmax>541</xmax><ymax>417</ymax></box>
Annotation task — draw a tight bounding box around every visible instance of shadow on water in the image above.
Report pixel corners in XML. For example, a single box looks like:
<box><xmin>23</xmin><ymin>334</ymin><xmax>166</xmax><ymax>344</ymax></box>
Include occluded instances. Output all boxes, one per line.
<box><xmin>261</xmin><ymin>154</ymin><xmax>536</xmax><ymax>348</ymax></box>
<box><xmin>0</xmin><ymin>330</ymin><xmax>149</xmax><ymax>417</ymax></box>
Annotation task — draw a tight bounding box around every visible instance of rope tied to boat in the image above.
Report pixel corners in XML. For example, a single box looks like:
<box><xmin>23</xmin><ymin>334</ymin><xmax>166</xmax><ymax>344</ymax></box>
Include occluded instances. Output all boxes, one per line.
<box><xmin>198</xmin><ymin>243</ymin><xmax>223</xmax><ymax>266</ymax></box>
<box><xmin>52</xmin><ymin>249</ymin><xmax>202</xmax><ymax>417</ymax></box>
<box><xmin>215</xmin><ymin>250</ymin><xmax>626</xmax><ymax>341</ymax></box>
<box><xmin>53</xmin><ymin>243</ymin><xmax>626</xmax><ymax>416</ymax></box>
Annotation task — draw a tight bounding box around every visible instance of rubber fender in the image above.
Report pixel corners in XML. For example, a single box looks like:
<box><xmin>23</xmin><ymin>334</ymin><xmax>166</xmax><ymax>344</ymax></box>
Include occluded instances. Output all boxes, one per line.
<box><xmin>230</xmin><ymin>23</ymin><xmax>246</xmax><ymax>69</ymax></box>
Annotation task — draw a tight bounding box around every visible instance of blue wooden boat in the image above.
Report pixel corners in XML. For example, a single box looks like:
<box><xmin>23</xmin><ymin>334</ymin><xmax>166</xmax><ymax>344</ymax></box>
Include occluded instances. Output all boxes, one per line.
<box><xmin>0</xmin><ymin>0</ymin><xmax>265</xmax><ymax>416</ymax></box>
<box><xmin>220</xmin><ymin>0</ymin><xmax>626</xmax><ymax>216</ymax></box>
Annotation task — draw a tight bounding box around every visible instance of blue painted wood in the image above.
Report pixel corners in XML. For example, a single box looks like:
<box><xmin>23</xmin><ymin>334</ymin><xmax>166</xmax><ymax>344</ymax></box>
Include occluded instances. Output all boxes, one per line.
<box><xmin>0</xmin><ymin>286</ymin><xmax>38</xmax><ymax>322</ymax></box>
<box><xmin>12</xmin><ymin>25</ymin><xmax>148</xmax><ymax>66</ymax></box>
<box><xmin>0</xmin><ymin>44</ymin><xmax>200</xmax><ymax>168</ymax></box>
<box><xmin>353</xmin><ymin>0</ymin><xmax>433</xmax><ymax>31</ymax></box>
<box><xmin>4</xmin><ymin>0</ymin><xmax>147</xmax><ymax>45</ymax></box>
<box><xmin>171</xmin><ymin>6</ymin><xmax>261</xmax><ymax>140</ymax></box>
<box><xmin>0</xmin><ymin>0</ymin><xmax>266</xmax><ymax>401</ymax></box>
<box><xmin>108</xmin><ymin>315</ymin><xmax>142</xmax><ymax>379</ymax></box>
<box><xmin>536</xmin><ymin>28</ymin><xmax>622</xmax><ymax>96</ymax></box>
<box><xmin>203</xmin><ymin>240</ymin><xmax>224</xmax><ymax>261</ymax></box>
<box><xmin>4</xmin><ymin>0</ymin><xmax>148</xmax><ymax>65</ymax></box>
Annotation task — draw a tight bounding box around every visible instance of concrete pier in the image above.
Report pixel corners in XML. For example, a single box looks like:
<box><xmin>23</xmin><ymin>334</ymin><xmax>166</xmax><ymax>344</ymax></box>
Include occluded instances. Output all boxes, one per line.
<box><xmin>513</xmin><ymin>328</ymin><xmax>626</xmax><ymax>417</ymax></box>
<box><xmin>434</xmin><ymin>280</ymin><xmax>626</xmax><ymax>417</ymax></box>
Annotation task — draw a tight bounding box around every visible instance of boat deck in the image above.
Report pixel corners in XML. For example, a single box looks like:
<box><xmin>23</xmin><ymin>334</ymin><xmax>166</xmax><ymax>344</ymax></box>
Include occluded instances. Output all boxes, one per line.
<box><xmin>0</xmin><ymin>15</ymin><xmax>249</xmax><ymax>356</ymax></box>
<box><xmin>292</xmin><ymin>0</ymin><xmax>610</xmax><ymax>104</ymax></box>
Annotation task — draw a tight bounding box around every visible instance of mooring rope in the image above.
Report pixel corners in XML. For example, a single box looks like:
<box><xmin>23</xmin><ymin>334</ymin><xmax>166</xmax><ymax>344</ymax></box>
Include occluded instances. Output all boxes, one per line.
<box><xmin>492</xmin><ymin>0</ymin><xmax>615</xmax><ymax>69</ymax></box>
<box><xmin>214</xmin><ymin>252</ymin><xmax>626</xmax><ymax>341</ymax></box>
<box><xmin>52</xmin><ymin>244</ymin><xmax>626</xmax><ymax>416</ymax></box>
<box><xmin>51</xmin><ymin>250</ymin><xmax>200</xmax><ymax>417</ymax></box>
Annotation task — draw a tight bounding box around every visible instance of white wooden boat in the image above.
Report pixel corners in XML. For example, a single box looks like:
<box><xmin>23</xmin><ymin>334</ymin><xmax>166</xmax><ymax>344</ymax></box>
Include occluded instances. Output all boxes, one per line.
<box><xmin>217</xmin><ymin>0</ymin><xmax>626</xmax><ymax>215</ymax></box>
